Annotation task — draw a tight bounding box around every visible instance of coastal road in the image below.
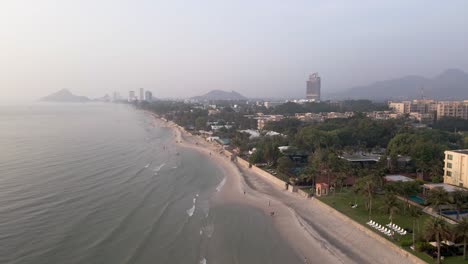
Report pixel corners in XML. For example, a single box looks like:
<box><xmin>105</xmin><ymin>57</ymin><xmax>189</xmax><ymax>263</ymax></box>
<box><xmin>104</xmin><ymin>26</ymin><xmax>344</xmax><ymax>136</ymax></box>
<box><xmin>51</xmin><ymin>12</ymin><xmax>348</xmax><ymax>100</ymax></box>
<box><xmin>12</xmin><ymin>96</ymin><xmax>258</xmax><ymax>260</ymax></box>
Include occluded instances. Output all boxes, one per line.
<box><xmin>237</xmin><ymin>165</ymin><xmax>418</xmax><ymax>264</ymax></box>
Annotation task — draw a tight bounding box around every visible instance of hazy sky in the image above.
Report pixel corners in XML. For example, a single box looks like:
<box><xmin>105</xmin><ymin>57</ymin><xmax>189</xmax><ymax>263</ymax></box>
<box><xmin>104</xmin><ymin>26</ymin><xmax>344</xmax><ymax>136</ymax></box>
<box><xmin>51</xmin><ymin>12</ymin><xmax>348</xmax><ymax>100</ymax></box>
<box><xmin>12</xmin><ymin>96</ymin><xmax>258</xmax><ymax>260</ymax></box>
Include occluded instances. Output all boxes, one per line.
<box><xmin>1</xmin><ymin>0</ymin><xmax>468</xmax><ymax>102</ymax></box>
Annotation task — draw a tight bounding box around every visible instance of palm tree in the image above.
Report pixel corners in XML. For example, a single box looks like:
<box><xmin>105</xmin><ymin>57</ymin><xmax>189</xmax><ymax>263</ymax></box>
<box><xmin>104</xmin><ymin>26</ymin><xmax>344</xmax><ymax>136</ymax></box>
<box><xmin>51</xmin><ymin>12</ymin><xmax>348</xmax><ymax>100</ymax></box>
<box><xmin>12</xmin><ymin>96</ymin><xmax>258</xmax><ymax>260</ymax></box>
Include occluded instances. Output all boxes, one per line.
<box><xmin>455</xmin><ymin>218</ymin><xmax>468</xmax><ymax>260</ymax></box>
<box><xmin>427</xmin><ymin>187</ymin><xmax>449</xmax><ymax>216</ymax></box>
<box><xmin>334</xmin><ymin>173</ymin><xmax>347</xmax><ymax>193</ymax></box>
<box><xmin>424</xmin><ymin>217</ymin><xmax>451</xmax><ymax>264</ymax></box>
<box><xmin>382</xmin><ymin>193</ymin><xmax>400</xmax><ymax>223</ymax></box>
<box><xmin>355</xmin><ymin>176</ymin><xmax>376</xmax><ymax>219</ymax></box>
<box><xmin>399</xmin><ymin>181</ymin><xmax>420</xmax><ymax>214</ymax></box>
<box><xmin>409</xmin><ymin>206</ymin><xmax>423</xmax><ymax>250</ymax></box>
<box><xmin>451</xmin><ymin>190</ymin><xmax>467</xmax><ymax>220</ymax></box>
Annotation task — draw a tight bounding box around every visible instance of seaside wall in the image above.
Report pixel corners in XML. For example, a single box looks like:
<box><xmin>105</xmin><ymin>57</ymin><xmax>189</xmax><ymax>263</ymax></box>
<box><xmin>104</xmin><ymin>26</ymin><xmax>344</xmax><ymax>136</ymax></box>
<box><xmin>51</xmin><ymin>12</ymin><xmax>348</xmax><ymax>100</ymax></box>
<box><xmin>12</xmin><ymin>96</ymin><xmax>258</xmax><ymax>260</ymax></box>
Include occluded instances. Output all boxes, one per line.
<box><xmin>233</xmin><ymin>156</ymin><xmax>287</xmax><ymax>190</ymax></box>
<box><xmin>297</xmin><ymin>189</ymin><xmax>309</xmax><ymax>198</ymax></box>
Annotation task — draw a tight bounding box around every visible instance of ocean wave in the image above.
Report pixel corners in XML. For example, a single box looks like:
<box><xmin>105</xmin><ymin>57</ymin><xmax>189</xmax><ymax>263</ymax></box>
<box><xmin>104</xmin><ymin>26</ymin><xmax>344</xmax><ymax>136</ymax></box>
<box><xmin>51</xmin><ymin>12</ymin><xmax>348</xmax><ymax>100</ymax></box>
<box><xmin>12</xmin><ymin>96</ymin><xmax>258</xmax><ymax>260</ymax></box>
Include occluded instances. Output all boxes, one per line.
<box><xmin>201</xmin><ymin>224</ymin><xmax>214</xmax><ymax>238</ymax></box>
<box><xmin>215</xmin><ymin>177</ymin><xmax>226</xmax><ymax>192</ymax></box>
<box><xmin>153</xmin><ymin>163</ymin><xmax>166</xmax><ymax>176</ymax></box>
<box><xmin>186</xmin><ymin>205</ymin><xmax>195</xmax><ymax>217</ymax></box>
<box><xmin>153</xmin><ymin>163</ymin><xmax>165</xmax><ymax>172</ymax></box>
<box><xmin>197</xmin><ymin>199</ymin><xmax>210</xmax><ymax>218</ymax></box>
<box><xmin>200</xmin><ymin>257</ymin><xmax>207</xmax><ymax>264</ymax></box>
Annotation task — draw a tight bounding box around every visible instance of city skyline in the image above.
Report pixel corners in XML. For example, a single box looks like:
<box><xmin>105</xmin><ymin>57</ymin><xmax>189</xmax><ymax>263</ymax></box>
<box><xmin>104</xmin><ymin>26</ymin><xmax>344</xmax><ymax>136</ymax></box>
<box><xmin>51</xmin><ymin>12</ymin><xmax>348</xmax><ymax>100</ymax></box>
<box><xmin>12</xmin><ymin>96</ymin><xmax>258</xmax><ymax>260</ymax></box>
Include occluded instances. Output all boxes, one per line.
<box><xmin>1</xmin><ymin>1</ymin><xmax>468</xmax><ymax>103</ymax></box>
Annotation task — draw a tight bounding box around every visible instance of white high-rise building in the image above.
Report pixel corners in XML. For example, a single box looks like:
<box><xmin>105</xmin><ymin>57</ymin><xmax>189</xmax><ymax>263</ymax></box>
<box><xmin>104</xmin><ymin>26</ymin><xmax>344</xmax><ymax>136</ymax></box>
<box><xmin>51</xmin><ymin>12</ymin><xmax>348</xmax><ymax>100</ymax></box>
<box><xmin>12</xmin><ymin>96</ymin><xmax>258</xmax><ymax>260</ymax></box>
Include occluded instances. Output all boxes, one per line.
<box><xmin>139</xmin><ymin>88</ymin><xmax>144</xmax><ymax>101</ymax></box>
<box><xmin>306</xmin><ymin>73</ymin><xmax>321</xmax><ymax>101</ymax></box>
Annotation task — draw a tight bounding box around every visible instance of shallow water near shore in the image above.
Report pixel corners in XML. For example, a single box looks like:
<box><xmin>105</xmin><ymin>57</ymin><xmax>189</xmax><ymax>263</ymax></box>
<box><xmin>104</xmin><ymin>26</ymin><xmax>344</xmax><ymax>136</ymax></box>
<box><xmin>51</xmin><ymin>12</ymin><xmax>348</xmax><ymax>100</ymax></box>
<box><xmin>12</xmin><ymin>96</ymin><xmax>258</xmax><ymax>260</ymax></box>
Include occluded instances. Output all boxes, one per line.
<box><xmin>0</xmin><ymin>103</ymin><xmax>301</xmax><ymax>264</ymax></box>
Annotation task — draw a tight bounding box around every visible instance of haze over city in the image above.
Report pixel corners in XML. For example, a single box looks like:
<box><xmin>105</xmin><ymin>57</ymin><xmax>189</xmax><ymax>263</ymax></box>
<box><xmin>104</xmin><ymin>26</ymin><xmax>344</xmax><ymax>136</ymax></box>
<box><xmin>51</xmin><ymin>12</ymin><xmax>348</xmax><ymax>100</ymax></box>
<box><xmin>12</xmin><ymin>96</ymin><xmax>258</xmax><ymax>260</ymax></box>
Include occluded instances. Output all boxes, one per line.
<box><xmin>1</xmin><ymin>0</ymin><xmax>468</xmax><ymax>103</ymax></box>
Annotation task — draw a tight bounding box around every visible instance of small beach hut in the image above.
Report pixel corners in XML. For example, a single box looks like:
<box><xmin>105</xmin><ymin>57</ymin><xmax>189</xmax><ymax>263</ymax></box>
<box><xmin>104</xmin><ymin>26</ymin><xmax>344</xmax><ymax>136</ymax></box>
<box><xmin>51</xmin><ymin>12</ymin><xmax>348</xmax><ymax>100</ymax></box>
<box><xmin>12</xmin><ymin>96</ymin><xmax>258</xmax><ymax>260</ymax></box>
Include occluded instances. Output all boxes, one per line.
<box><xmin>315</xmin><ymin>183</ymin><xmax>329</xmax><ymax>196</ymax></box>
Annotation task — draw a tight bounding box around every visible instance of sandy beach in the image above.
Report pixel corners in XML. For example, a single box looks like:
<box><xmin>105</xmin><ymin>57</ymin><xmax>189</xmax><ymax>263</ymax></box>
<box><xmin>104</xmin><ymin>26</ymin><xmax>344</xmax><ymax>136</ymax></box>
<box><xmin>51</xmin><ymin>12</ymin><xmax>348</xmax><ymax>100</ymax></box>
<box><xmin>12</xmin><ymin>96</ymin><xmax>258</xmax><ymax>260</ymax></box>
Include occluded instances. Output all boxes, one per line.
<box><xmin>154</xmin><ymin>115</ymin><xmax>420</xmax><ymax>264</ymax></box>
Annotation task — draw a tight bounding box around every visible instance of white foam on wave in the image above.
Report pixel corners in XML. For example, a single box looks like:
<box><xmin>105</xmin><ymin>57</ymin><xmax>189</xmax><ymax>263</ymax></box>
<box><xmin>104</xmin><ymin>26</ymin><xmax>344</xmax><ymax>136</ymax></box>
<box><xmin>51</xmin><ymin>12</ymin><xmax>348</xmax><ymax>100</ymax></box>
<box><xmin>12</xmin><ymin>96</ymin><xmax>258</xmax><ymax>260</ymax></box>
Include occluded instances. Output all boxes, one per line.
<box><xmin>155</xmin><ymin>163</ymin><xmax>165</xmax><ymax>171</ymax></box>
<box><xmin>144</xmin><ymin>163</ymin><xmax>150</xmax><ymax>168</ymax></box>
<box><xmin>199</xmin><ymin>258</ymin><xmax>207</xmax><ymax>264</ymax></box>
<box><xmin>186</xmin><ymin>205</ymin><xmax>195</xmax><ymax>217</ymax></box>
<box><xmin>215</xmin><ymin>177</ymin><xmax>226</xmax><ymax>192</ymax></box>
<box><xmin>197</xmin><ymin>199</ymin><xmax>210</xmax><ymax>218</ymax></box>
<box><xmin>153</xmin><ymin>163</ymin><xmax>166</xmax><ymax>175</ymax></box>
<box><xmin>202</xmin><ymin>224</ymin><xmax>214</xmax><ymax>238</ymax></box>
<box><xmin>193</xmin><ymin>198</ymin><xmax>197</xmax><ymax>204</ymax></box>
<box><xmin>200</xmin><ymin>229</ymin><xmax>203</xmax><ymax>235</ymax></box>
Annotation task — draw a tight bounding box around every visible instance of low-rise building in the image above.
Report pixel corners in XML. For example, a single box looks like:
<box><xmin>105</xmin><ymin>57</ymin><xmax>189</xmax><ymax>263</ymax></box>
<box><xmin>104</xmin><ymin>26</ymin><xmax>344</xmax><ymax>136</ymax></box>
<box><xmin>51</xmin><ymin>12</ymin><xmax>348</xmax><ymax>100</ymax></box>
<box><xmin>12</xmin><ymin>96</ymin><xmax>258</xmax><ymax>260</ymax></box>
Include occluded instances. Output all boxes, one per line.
<box><xmin>256</xmin><ymin>115</ymin><xmax>284</xmax><ymax>129</ymax></box>
<box><xmin>437</xmin><ymin>101</ymin><xmax>468</xmax><ymax>120</ymax></box>
<box><xmin>339</xmin><ymin>152</ymin><xmax>381</xmax><ymax>166</ymax></box>
<box><xmin>444</xmin><ymin>149</ymin><xmax>468</xmax><ymax>187</ymax></box>
<box><xmin>264</xmin><ymin>101</ymin><xmax>284</xmax><ymax>108</ymax></box>
<box><xmin>384</xmin><ymin>175</ymin><xmax>415</xmax><ymax>183</ymax></box>
<box><xmin>388</xmin><ymin>101</ymin><xmax>411</xmax><ymax>114</ymax></box>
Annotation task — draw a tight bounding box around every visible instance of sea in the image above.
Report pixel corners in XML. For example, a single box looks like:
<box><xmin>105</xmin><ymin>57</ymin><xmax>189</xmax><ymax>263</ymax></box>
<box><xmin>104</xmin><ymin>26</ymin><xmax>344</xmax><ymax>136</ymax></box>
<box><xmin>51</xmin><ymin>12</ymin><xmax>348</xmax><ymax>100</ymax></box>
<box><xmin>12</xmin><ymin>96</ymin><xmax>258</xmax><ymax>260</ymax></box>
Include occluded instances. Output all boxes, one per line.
<box><xmin>0</xmin><ymin>103</ymin><xmax>302</xmax><ymax>264</ymax></box>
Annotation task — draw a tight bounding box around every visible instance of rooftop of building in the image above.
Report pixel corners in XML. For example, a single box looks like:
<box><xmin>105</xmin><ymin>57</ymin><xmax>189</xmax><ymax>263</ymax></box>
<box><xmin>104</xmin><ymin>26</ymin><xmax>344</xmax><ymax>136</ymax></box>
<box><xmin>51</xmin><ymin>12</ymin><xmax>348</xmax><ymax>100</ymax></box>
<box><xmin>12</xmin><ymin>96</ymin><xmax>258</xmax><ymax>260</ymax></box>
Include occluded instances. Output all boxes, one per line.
<box><xmin>384</xmin><ymin>175</ymin><xmax>415</xmax><ymax>182</ymax></box>
<box><xmin>339</xmin><ymin>152</ymin><xmax>381</xmax><ymax>162</ymax></box>
<box><xmin>446</xmin><ymin>149</ymin><xmax>468</xmax><ymax>155</ymax></box>
<box><xmin>423</xmin><ymin>183</ymin><xmax>466</xmax><ymax>193</ymax></box>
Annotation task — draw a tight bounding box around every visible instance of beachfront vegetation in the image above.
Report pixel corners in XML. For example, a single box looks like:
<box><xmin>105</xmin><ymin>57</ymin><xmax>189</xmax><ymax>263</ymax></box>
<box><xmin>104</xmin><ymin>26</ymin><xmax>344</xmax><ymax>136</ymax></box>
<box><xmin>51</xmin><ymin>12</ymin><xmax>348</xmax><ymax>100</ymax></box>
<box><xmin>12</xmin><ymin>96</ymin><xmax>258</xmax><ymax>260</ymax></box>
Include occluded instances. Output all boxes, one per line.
<box><xmin>427</xmin><ymin>187</ymin><xmax>450</xmax><ymax>216</ymax></box>
<box><xmin>455</xmin><ymin>218</ymin><xmax>468</xmax><ymax>260</ymax></box>
<box><xmin>319</xmin><ymin>185</ymin><xmax>468</xmax><ymax>263</ymax></box>
<box><xmin>424</xmin><ymin>217</ymin><xmax>451</xmax><ymax>264</ymax></box>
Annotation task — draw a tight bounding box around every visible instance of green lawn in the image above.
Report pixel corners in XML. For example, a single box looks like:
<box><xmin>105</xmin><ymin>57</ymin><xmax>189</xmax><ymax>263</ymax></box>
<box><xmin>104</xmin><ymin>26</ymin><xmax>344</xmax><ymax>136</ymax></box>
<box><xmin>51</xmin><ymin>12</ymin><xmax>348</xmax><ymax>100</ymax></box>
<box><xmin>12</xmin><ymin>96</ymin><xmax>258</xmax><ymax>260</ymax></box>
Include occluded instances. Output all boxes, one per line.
<box><xmin>317</xmin><ymin>189</ymin><xmax>467</xmax><ymax>264</ymax></box>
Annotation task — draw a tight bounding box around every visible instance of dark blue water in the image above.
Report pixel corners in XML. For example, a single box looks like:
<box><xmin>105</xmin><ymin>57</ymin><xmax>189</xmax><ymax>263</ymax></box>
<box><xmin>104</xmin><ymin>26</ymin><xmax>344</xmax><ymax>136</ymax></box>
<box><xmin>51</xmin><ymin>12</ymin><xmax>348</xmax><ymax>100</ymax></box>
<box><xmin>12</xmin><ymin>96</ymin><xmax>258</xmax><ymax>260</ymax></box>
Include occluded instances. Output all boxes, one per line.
<box><xmin>0</xmin><ymin>103</ymin><xmax>300</xmax><ymax>264</ymax></box>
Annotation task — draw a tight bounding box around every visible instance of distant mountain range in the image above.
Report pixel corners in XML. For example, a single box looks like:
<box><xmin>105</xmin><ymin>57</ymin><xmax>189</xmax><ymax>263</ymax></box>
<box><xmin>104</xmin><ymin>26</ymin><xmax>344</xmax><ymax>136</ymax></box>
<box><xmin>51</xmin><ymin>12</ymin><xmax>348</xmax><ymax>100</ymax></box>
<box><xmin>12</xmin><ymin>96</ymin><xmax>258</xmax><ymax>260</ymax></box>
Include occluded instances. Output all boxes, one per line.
<box><xmin>190</xmin><ymin>90</ymin><xmax>247</xmax><ymax>101</ymax></box>
<box><xmin>335</xmin><ymin>69</ymin><xmax>468</xmax><ymax>100</ymax></box>
<box><xmin>41</xmin><ymin>89</ymin><xmax>90</xmax><ymax>102</ymax></box>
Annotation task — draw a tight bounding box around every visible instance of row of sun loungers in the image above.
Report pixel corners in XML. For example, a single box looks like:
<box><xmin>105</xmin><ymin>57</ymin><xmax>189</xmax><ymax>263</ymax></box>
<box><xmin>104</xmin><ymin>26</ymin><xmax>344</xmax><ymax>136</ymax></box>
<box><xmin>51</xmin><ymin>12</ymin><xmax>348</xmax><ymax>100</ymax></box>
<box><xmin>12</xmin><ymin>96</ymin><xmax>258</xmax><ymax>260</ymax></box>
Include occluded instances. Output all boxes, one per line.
<box><xmin>366</xmin><ymin>220</ymin><xmax>408</xmax><ymax>236</ymax></box>
<box><xmin>385</xmin><ymin>222</ymin><xmax>407</xmax><ymax>236</ymax></box>
<box><xmin>366</xmin><ymin>220</ymin><xmax>393</xmax><ymax>236</ymax></box>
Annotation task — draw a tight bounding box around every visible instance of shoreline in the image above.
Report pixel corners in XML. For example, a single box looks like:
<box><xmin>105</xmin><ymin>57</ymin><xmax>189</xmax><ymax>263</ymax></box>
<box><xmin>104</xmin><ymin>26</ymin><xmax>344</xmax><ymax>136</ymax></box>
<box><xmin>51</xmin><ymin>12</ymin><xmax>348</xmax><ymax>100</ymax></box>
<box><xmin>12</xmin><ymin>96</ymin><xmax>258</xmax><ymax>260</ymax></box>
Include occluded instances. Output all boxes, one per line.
<box><xmin>149</xmin><ymin>113</ymin><xmax>421</xmax><ymax>264</ymax></box>
<box><xmin>151</xmin><ymin>115</ymin><xmax>338</xmax><ymax>263</ymax></box>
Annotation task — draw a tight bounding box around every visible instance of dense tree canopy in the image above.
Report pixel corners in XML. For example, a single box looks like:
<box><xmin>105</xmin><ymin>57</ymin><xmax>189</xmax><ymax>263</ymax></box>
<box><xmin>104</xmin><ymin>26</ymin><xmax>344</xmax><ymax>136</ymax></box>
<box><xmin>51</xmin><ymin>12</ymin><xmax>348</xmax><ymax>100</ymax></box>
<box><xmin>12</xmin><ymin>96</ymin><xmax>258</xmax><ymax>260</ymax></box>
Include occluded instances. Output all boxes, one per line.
<box><xmin>432</xmin><ymin>117</ymin><xmax>468</xmax><ymax>132</ymax></box>
<box><xmin>387</xmin><ymin>130</ymin><xmax>462</xmax><ymax>174</ymax></box>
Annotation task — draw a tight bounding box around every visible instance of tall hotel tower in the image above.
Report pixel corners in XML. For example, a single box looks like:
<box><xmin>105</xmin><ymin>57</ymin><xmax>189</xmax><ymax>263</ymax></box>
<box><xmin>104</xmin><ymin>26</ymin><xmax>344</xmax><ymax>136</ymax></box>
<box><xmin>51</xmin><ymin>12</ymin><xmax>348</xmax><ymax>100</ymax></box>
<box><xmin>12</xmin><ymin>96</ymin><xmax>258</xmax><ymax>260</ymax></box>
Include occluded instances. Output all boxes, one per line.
<box><xmin>306</xmin><ymin>73</ymin><xmax>321</xmax><ymax>101</ymax></box>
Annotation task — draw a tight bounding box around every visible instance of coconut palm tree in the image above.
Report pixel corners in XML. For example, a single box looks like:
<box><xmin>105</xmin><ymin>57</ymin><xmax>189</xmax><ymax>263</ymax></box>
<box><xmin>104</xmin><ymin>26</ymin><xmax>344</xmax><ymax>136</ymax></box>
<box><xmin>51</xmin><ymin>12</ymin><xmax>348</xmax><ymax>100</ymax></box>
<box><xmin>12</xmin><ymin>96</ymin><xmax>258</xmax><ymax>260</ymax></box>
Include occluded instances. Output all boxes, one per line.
<box><xmin>398</xmin><ymin>181</ymin><xmax>421</xmax><ymax>214</ymax></box>
<box><xmin>427</xmin><ymin>187</ymin><xmax>449</xmax><ymax>216</ymax></box>
<box><xmin>355</xmin><ymin>176</ymin><xmax>376</xmax><ymax>219</ymax></box>
<box><xmin>455</xmin><ymin>218</ymin><xmax>468</xmax><ymax>260</ymax></box>
<box><xmin>333</xmin><ymin>173</ymin><xmax>347</xmax><ymax>193</ymax></box>
<box><xmin>409</xmin><ymin>206</ymin><xmax>423</xmax><ymax>250</ymax></box>
<box><xmin>424</xmin><ymin>217</ymin><xmax>451</xmax><ymax>264</ymax></box>
<box><xmin>382</xmin><ymin>193</ymin><xmax>400</xmax><ymax>223</ymax></box>
<box><xmin>451</xmin><ymin>190</ymin><xmax>467</xmax><ymax>220</ymax></box>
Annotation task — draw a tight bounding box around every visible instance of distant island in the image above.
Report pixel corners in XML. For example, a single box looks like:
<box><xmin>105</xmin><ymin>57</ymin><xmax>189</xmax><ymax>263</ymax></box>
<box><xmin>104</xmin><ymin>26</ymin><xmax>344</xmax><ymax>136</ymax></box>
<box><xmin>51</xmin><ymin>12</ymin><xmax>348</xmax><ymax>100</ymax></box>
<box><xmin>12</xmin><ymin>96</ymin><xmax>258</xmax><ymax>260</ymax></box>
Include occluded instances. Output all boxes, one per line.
<box><xmin>190</xmin><ymin>90</ymin><xmax>247</xmax><ymax>101</ymax></box>
<box><xmin>41</xmin><ymin>89</ymin><xmax>90</xmax><ymax>102</ymax></box>
<box><xmin>334</xmin><ymin>68</ymin><xmax>468</xmax><ymax>100</ymax></box>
